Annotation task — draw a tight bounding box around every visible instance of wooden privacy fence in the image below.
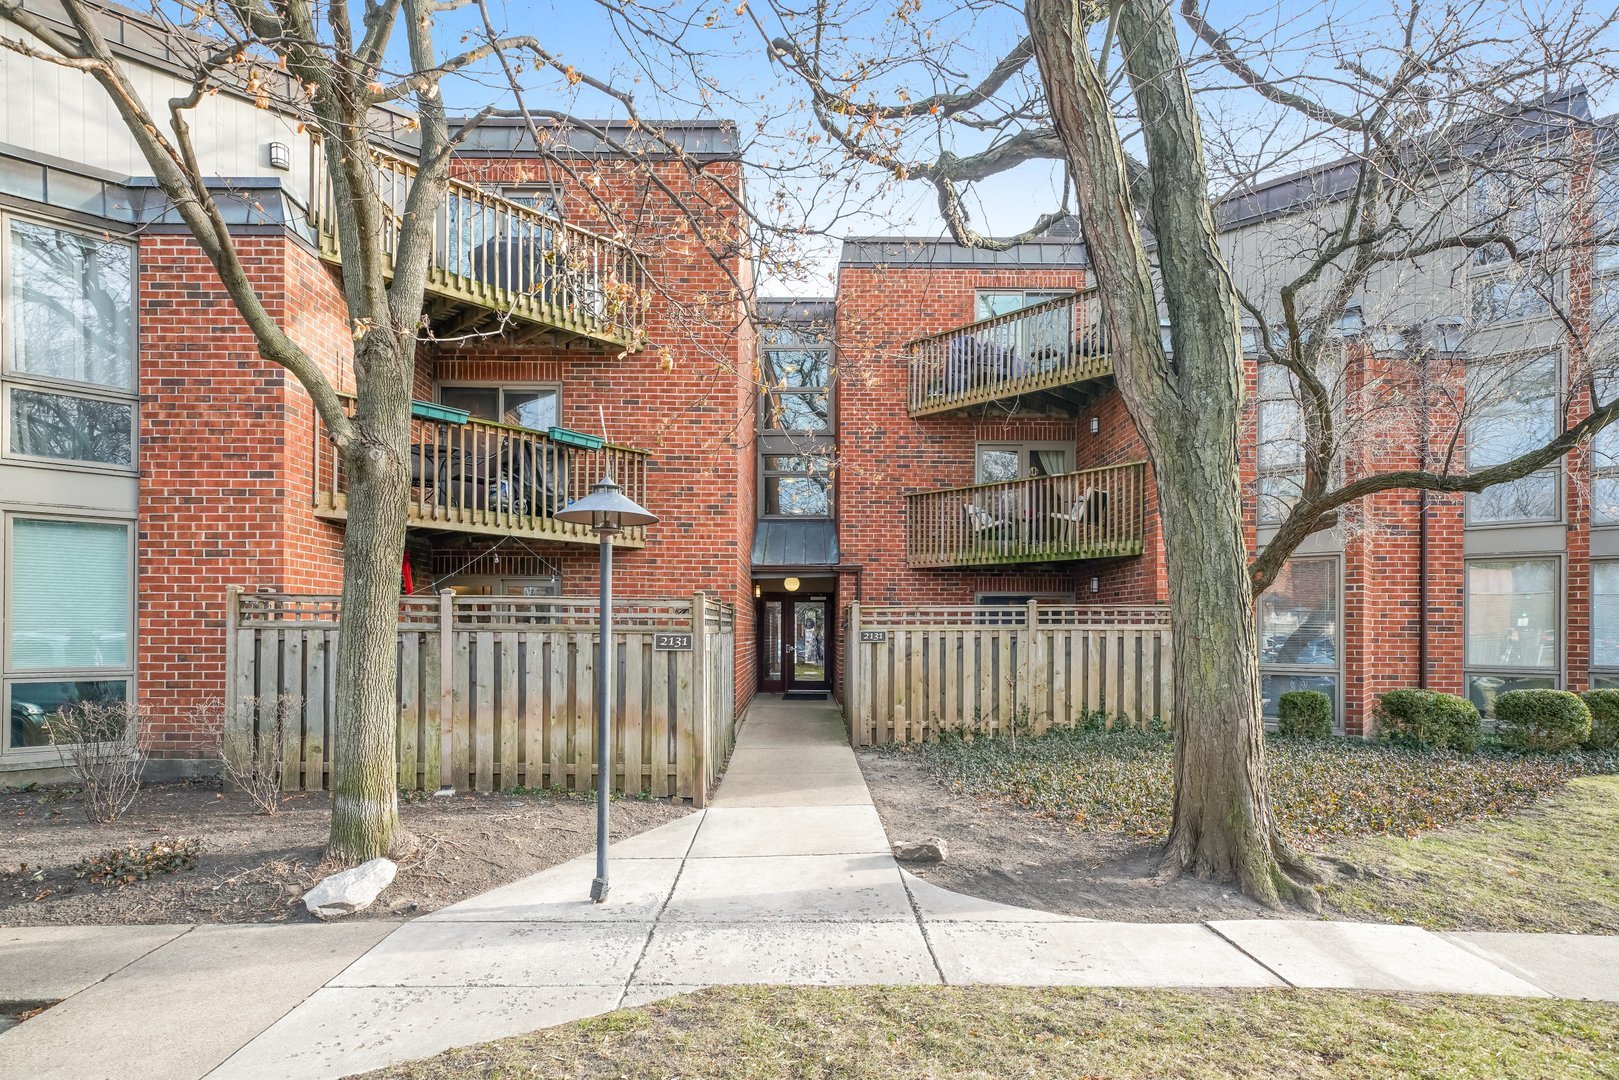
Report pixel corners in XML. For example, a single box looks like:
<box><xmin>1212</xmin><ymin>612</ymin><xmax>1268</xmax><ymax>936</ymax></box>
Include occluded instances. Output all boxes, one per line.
<box><xmin>843</xmin><ymin>603</ymin><xmax>1172</xmax><ymax>745</ymax></box>
<box><xmin>224</xmin><ymin>589</ymin><xmax>736</xmax><ymax>804</ymax></box>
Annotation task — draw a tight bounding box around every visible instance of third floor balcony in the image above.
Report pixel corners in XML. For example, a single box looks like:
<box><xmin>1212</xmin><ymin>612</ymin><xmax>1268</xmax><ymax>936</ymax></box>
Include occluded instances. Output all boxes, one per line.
<box><xmin>906</xmin><ymin>290</ymin><xmax>1111</xmax><ymax>416</ymax></box>
<box><xmin>309</xmin><ymin>150</ymin><xmax>647</xmax><ymax>350</ymax></box>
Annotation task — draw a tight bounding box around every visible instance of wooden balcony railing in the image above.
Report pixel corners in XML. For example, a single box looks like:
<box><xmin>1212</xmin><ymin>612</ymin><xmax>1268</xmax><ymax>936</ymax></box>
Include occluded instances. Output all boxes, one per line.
<box><xmin>310</xmin><ymin>150</ymin><xmax>647</xmax><ymax>349</ymax></box>
<box><xmin>314</xmin><ymin>401</ymin><xmax>650</xmax><ymax>546</ymax></box>
<box><xmin>907</xmin><ymin>291</ymin><xmax>1111</xmax><ymax>416</ymax></box>
<box><xmin>906</xmin><ymin>461</ymin><xmax>1147</xmax><ymax>568</ymax></box>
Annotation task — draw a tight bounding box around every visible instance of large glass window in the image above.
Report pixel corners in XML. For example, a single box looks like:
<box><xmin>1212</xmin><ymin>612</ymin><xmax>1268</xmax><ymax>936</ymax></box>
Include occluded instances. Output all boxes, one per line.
<box><xmin>1465</xmin><ymin>557</ymin><xmax>1559</xmax><ymax>716</ymax></box>
<box><xmin>760</xmin><ymin>346</ymin><xmax>831</xmax><ymax>433</ymax></box>
<box><xmin>439</xmin><ymin>384</ymin><xmax>558</xmax><ymax>431</ymax></box>
<box><xmin>1258</xmin><ymin>557</ymin><xmax>1339</xmax><ymax>725</ymax></box>
<box><xmin>2</xmin><ymin>216</ymin><xmax>137</xmax><ymax>472</ymax></box>
<box><xmin>1595</xmin><ymin>561</ymin><xmax>1619</xmax><ymax>685</ymax></box>
<box><xmin>974</xmin><ymin>444</ymin><xmax>1069</xmax><ymax>484</ymax></box>
<box><xmin>1595</xmin><ymin>164</ymin><xmax>1619</xmax><ymax>326</ymax></box>
<box><xmin>1466</xmin><ymin>353</ymin><xmax>1559</xmax><ymax>524</ymax></box>
<box><xmin>1257</xmin><ymin>363</ymin><xmax>1305</xmax><ymax>525</ymax></box>
<box><xmin>761</xmin><ymin>454</ymin><xmax>832</xmax><ymax>517</ymax></box>
<box><xmin>1593</xmin><ymin>374</ymin><xmax>1619</xmax><ymax>526</ymax></box>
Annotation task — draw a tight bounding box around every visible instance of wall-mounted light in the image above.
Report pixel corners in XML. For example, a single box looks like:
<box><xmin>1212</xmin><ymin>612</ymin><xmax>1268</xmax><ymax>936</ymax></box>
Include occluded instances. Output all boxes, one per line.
<box><xmin>1088</xmin><ymin>416</ymin><xmax>1100</xmax><ymax>436</ymax></box>
<box><xmin>754</xmin><ymin>583</ymin><xmax>762</xmax><ymax>599</ymax></box>
<box><xmin>784</xmin><ymin>577</ymin><xmax>801</xmax><ymax>593</ymax></box>
<box><xmin>1089</xmin><ymin>577</ymin><xmax>1100</xmax><ymax>594</ymax></box>
<box><xmin>267</xmin><ymin>141</ymin><xmax>291</xmax><ymax>171</ymax></box>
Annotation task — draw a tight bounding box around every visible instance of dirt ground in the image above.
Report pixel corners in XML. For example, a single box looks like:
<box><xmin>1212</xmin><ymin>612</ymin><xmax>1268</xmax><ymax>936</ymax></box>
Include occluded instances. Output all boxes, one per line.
<box><xmin>0</xmin><ymin>781</ymin><xmax>689</xmax><ymax>926</ymax></box>
<box><xmin>858</xmin><ymin>750</ymin><xmax>1283</xmax><ymax>922</ymax></box>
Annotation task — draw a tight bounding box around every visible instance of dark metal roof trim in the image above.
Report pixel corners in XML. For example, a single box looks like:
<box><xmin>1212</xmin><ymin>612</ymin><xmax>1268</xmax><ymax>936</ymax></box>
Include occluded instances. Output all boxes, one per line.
<box><xmin>751</xmin><ymin>519</ymin><xmax>840</xmax><ymax>568</ymax></box>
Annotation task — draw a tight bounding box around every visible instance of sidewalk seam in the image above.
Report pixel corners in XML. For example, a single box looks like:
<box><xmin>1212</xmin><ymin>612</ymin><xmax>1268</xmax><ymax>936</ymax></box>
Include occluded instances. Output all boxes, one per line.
<box><xmin>900</xmin><ymin>873</ymin><xmax>949</xmax><ymax>986</ymax></box>
<box><xmin>615</xmin><ymin>808</ymin><xmax>705</xmax><ymax>1009</ymax></box>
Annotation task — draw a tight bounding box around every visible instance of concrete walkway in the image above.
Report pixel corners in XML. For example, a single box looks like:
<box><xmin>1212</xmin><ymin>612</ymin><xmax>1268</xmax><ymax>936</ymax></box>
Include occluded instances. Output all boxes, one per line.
<box><xmin>4</xmin><ymin>695</ymin><xmax>1619</xmax><ymax>1079</ymax></box>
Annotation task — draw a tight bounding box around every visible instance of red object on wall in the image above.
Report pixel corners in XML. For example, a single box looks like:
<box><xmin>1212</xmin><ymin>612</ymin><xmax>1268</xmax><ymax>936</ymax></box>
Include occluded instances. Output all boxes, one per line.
<box><xmin>401</xmin><ymin>554</ymin><xmax>413</xmax><ymax>595</ymax></box>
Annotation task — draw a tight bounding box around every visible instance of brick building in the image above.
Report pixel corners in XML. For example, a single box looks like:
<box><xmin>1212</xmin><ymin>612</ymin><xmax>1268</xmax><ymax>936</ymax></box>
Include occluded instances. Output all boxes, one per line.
<box><xmin>2</xmin><ymin>0</ymin><xmax>1615</xmax><ymax>778</ymax></box>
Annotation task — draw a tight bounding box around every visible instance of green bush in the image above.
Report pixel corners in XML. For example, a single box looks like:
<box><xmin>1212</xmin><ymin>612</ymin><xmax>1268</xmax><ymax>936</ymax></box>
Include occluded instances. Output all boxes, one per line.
<box><xmin>1276</xmin><ymin>691</ymin><xmax>1332</xmax><ymax>739</ymax></box>
<box><xmin>1495</xmin><ymin>690</ymin><xmax>1592</xmax><ymax>753</ymax></box>
<box><xmin>1580</xmin><ymin>690</ymin><xmax>1619</xmax><ymax>751</ymax></box>
<box><xmin>1374</xmin><ymin>690</ymin><xmax>1481</xmax><ymax>752</ymax></box>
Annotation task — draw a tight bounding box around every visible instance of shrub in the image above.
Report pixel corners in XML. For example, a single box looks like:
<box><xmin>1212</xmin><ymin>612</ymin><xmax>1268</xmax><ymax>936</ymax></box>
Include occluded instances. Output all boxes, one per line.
<box><xmin>1374</xmin><ymin>690</ymin><xmax>1481</xmax><ymax>752</ymax></box>
<box><xmin>203</xmin><ymin>695</ymin><xmax>301</xmax><ymax>814</ymax></box>
<box><xmin>46</xmin><ymin>700</ymin><xmax>148</xmax><ymax>823</ymax></box>
<box><xmin>75</xmin><ymin>837</ymin><xmax>202</xmax><ymax>887</ymax></box>
<box><xmin>1579</xmin><ymin>690</ymin><xmax>1619</xmax><ymax>751</ymax></box>
<box><xmin>1495</xmin><ymin>690</ymin><xmax>1592</xmax><ymax>753</ymax></box>
<box><xmin>1277</xmin><ymin>691</ymin><xmax>1332</xmax><ymax>739</ymax></box>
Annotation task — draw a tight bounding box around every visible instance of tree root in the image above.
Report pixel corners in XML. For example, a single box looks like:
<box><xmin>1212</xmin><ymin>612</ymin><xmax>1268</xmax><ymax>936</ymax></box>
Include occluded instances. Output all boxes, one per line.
<box><xmin>1153</xmin><ymin>825</ymin><xmax>1333</xmax><ymax>913</ymax></box>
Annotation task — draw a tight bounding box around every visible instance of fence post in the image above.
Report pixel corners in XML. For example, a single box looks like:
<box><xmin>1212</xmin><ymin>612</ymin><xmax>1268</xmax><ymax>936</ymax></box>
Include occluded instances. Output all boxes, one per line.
<box><xmin>1025</xmin><ymin>599</ymin><xmax>1044</xmax><ymax>735</ymax></box>
<box><xmin>844</xmin><ymin>601</ymin><xmax>862</xmax><ymax>747</ymax></box>
<box><xmin>691</xmin><ymin>592</ymin><xmax>709</xmax><ymax>808</ymax></box>
<box><xmin>222</xmin><ymin>586</ymin><xmax>243</xmax><ymax>774</ymax></box>
<box><xmin>437</xmin><ymin>590</ymin><xmax>455</xmax><ymax>795</ymax></box>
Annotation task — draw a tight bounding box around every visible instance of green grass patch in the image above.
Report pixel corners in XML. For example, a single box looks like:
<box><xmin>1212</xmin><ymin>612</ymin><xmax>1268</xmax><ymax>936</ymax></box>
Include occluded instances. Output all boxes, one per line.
<box><xmin>889</xmin><ymin>728</ymin><xmax>1619</xmax><ymax>844</ymax></box>
<box><xmin>368</xmin><ymin>985</ymin><xmax>1619</xmax><ymax>1079</ymax></box>
<box><xmin>1326</xmin><ymin>774</ymin><xmax>1619</xmax><ymax>932</ymax></box>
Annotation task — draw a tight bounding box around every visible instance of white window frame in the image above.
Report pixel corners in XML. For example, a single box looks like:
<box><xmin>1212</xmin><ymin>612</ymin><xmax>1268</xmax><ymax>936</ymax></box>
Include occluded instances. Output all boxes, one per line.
<box><xmin>0</xmin><ymin>210</ymin><xmax>139</xmax><ymax>476</ymax></box>
<box><xmin>1</xmin><ymin>509</ymin><xmax>137</xmax><ymax>762</ymax></box>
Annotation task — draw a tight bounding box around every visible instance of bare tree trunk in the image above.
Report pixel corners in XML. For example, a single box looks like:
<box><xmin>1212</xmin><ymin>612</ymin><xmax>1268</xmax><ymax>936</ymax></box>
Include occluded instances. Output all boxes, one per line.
<box><xmin>327</xmin><ymin>337</ymin><xmax>411</xmax><ymax>861</ymax></box>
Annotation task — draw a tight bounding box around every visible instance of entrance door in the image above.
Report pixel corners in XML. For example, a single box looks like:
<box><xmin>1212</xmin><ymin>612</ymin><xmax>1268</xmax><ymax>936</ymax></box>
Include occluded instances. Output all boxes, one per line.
<box><xmin>756</xmin><ymin>594</ymin><xmax>833</xmax><ymax>693</ymax></box>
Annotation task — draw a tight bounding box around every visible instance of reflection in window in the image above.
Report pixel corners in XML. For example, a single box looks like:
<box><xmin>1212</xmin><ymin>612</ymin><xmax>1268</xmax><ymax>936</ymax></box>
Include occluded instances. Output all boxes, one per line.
<box><xmin>7</xmin><ymin>680</ymin><xmax>128</xmax><ymax>749</ymax></box>
<box><xmin>1470</xmin><ymin>270</ymin><xmax>1555</xmax><ymax>324</ymax></box>
<box><xmin>1465</xmin><ymin>557</ymin><xmax>1558</xmax><ymax>716</ymax></box>
<box><xmin>8</xmin><ymin>388</ymin><xmax>133</xmax><ymax>466</ymax></box>
<box><xmin>1466</xmin><ymin>353</ymin><xmax>1558</xmax><ymax>524</ymax></box>
<box><xmin>760</xmin><ymin>345</ymin><xmax>832</xmax><ymax>433</ymax></box>
<box><xmin>439</xmin><ymin>385</ymin><xmax>559</xmax><ymax>431</ymax></box>
<box><xmin>1594</xmin><ymin>562</ymin><xmax>1619</xmax><ymax>678</ymax></box>
<box><xmin>8</xmin><ymin>219</ymin><xmax>134</xmax><ymax>389</ymax></box>
<box><xmin>762</xmin><ymin>455</ymin><xmax>832</xmax><ymax>516</ymax></box>
<box><xmin>1257</xmin><ymin>557</ymin><xmax>1338</xmax><ymax>723</ymax></box>
<box><xmin>1257</xmin><ymin>363</ymin><xmax>1305</xmax><ymax>525</ymax></box>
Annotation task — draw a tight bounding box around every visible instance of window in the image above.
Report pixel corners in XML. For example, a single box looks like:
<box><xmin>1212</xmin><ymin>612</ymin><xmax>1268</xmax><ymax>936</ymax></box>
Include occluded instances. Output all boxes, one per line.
<box><xmin>1470</xmin><ymin>267</ymin><xmax>1556</xmax><ymax>325</ymax></box>
<box><xmin>974</xmin><ymin>290</ymin><xmax>1074</xmax><ymax>362</ymax></box>
<box><xmin>1257</xmin><ymin>363</ymin><xmax>1305</xmax><ymax>525</ymax></box>
<box><xmin>1594</xmin><ymin>561</ymin><xmax>1619</xmax><ymax>688</ymax></box>
<box><xmin>1465</xmin><ymin>557</ymin><xmax>1559</xmax><ymax>716</ymax></box>
<box><xmin>1258</xmin><ymin>557</ymin><xmax>1339</xmax><ymax>726</ymax></box>
<box><xmin>500</xmin><ymin>184</ymin><xmax>562</xmax><ymax>218</ymax></box>
<box><xmin>1466</xmin><ymin>353</ymin><xmax>1559</xmax><ymax>525</ymax></box>
<box><xmin>1468</xmin><ymin>171</ymin><xmax>1565</xmax><ymax>267</ymax></box>
<box><xmin>2</xmin><ymin>216</ymin><xmax>137</xmax><ymax>470</ymax></box>
<box><xmin>1594</xmin><ymin>374</ymin><xmax>1619</xmax><ymax>526</ymax></box>
<box><xmin>974</xmin><ymin>290</ymin><xmax>1070</xmax><ymax>321</ymax></box>
<box><xmin>760</xmin><ymin>344</ymin><xmax>831</xmax><ymax>433</ymax></box>
<box><xmin>975</xmin><ymin>444</ymin><xmax>1069</xmax><ymax>484</ymax></box>
<box><xmin>439</xmin><ymin>385</ymin><xmax>558</xmax><ymax>431</ymax></box>
<box><xmin>3</xmin><ymin>516</ymin><xmax>134</xmax><ymax>754</ymax></box>
<box><xmin>1595</xmin><ymin>163</ymin><xmax>1619</xmax><ymax>327</ymax></box>
<box><xmin>761</xmin><ymin>454</ymin><xmax>832</xmax><ymax>517</ymax></box>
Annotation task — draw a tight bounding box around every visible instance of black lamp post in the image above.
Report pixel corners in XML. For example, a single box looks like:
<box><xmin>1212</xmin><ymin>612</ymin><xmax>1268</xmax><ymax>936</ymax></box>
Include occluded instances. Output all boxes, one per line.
<box><xmin>554</xmin><ymin>475</ymin><xmax>658</xmax><ymax>902</ymax></box>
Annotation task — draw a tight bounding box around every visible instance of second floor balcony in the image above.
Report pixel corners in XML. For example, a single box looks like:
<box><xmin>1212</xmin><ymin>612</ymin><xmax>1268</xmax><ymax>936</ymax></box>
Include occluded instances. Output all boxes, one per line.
<box><xmin>315</xmin><ymin>398</ymin><xmax>650</xmax><ymax>546</ymax></box>
<box><xmin>906</xmin><ymin>461</ymin><xmax>1147</xmax><ymax>568</ymax></box>
<box><xmin>907</xmin><ymin>290</ymin><xmax>1111</xmax><ymax>416</ymax></box>
<box><xmin>310</xmin><ymin>150</ymin><xmax>647</xmax><ymax>350</ymax></box>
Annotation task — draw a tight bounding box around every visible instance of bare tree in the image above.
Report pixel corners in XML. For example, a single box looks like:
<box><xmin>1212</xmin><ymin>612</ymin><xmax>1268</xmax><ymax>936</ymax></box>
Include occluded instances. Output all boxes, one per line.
<box><xmin>759</xmin><ymin>0</ymin><xmax>1619</xmax><ymax>904</ymax></box>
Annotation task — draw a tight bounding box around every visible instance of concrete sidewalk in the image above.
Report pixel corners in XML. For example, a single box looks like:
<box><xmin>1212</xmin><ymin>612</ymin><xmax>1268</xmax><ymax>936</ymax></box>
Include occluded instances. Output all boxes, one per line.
<box><xmin>5</xmin><ymin>695</ymin><xmax>1619</xmax><ymax>1080</ymax></box>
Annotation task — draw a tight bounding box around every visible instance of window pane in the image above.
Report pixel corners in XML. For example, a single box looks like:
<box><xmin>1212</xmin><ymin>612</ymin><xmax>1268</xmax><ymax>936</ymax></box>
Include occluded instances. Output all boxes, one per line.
<box><xmin>1467</xmin><ymin>673</ymin><xmax>1555</xmax><ymax>718</ymax></box>
<box><xmin>7</xmin><ymin>679</ymin><xmax>128</xmax><ymax>749</ymax></box>
<box><xmin>1466</xmin><ymin>471</ymin><xmax>1558</xmax><ymax>524</ymax></box>
<box><xmin>1258</xmin><ymin>472</ymin><xmax>1303</xmax><ymax>525</ymax></box>
<box><xmin>764</xmin><ymin>475</ymin><xmax>831</xmax><ymax>516</ymax></box>
<box><xmin>1467</xmin><ymin>354</ymin><xmax>1556</xmax><ymax>469</ymax></box>
<box><xmin>761</xmin><ymin>601</ymin><xmax>782</xmax><ymax>681</ymax></box>
<box><xmin>9</xmin><ymin>519</ymin><xmax>131</xmax><ymax>670</ymax></box>
<box><xmin>764</xmin><ymin>390</ymin><xmax>829</xmax><ymax>431</ymax></box>
<box><xmin>8</xmin><ymin>220</ymin><xmax>134</xmax><ymax>388</ymax></box>
<box><xmin>1471</xmin><ymin>272</ymin><xmax>1553</xmax><ymax>323</ymax></box>
<box><xmin>440</xmin><ymin>386</ymin><xmax>500</xmax><ymax>421</ymax></box>
<box><xmin>502</xmin><ymin>389</ymin><xmax>557</xmax><ymax>430</ymax></box>
<box><xmin>1259</xmin><ymin>559</ymin><xmax>1337</xmax><ymax>667</ymax></box>
<box><xmin>1465</xmin><ymin>558</ymin><xmax>1557</xmax><ymax>669</ymax></box>
<box><xmin>976</xmin><ymin>448</ymin><xmax>1022</xmax><ymax>484</ymax></box>
<box><xmin>1595</xmin><ymin>562</ymin><xmax>1619</xmax><ymax>669</ymax></box>
<box><xmin>1261</xmin><ymin>673</ymin><xmax>1337</xmax><ymax>720</ymax></box>
<box><xmin>8</xmin><ymin>388</ymin><xmax>133</xmax><ymax>466</ymax></box>
<box><xmin>1594</xmin><ymin>674</ymin><xmax>1619</xmax><ymax>690</ymax></box>
<box><xmin>763</xmin><ymin>455</ymin><xmax>831</xmax><ymax>475</ymax></box>
<box><xmin>762</xmin><ymin>349</ymin><xmax>831</xmax><ymax>390</ymax></box>
<box><xmin>1258</xmin><ymin>365</ymin><xmax>1305</xmax><ymax>470</ymax></box>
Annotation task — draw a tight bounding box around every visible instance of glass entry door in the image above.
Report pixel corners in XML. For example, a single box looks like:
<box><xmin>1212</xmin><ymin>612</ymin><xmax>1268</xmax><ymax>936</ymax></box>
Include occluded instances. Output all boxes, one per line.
<box><xmin>756</xmin><ymin>594</ymin><xmax>832</xmax><ymax>693</ymax></box>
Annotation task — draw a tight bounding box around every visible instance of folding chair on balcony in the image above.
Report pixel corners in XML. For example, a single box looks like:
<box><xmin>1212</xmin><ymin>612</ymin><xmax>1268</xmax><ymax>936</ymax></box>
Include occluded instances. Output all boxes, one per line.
<box><xmin>964</xmin><ymin>501</ymin><xmax>1014</xmax><ymax>551</ymax></box>
<box><xmin>1050</xmin><ymin>486</ymin><xmax>1107</xmax><ymax>546</ymax></box>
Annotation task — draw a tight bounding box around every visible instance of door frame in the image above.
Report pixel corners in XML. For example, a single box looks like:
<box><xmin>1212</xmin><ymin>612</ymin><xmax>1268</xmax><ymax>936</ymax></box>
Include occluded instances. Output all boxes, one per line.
<box><xmin>755</xmin><ymin>592</ymin><xmax>834</xmax><ymax>693</ymax></box>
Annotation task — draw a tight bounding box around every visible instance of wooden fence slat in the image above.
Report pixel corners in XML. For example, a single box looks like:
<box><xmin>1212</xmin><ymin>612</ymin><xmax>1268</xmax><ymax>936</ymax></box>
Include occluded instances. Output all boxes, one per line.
<box><xmin>623</xmin><ymin>634</ymin><xmax>644</xmax><ymax>794</ymax></box>
<box><xmin>498</xmin><ymin>630</ymin><xmax>519</xmax><ymax>789</ymax></box>
<box><xmin>523</xmin><ymin>637</ymin><xmax>545</xmax><ymax>788</ymax></box>
<box><xmin>650</xmin><ymin>648</ymin><xmax>672</xmax><ymax>798</ymax></box>
<box><xmin>398</xmin><ymin>632</ymin><xmax>420</xmax><ymax>789</ymax></box>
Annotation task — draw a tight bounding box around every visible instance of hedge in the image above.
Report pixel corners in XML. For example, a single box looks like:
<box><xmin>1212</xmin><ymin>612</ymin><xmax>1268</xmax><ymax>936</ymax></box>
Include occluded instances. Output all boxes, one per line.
<box><xmin>1580</xmin><ymin>689</ymin><xmax>1619</xmax><ymax>751</ymax></box>
<box><xmin>1277</xmin><ymin>690</ymin><xmax>1333</xmax><ymax>739</ymax></box>
<box><xmin>1374</xmin><ymin>689</ymin><xmax>1481</xmax><ymax>752</ymax></box>
<box><xmin>1495</xmin><ymin>689</ymin><xmax>1592</xmax><ymax>753</ymax></box>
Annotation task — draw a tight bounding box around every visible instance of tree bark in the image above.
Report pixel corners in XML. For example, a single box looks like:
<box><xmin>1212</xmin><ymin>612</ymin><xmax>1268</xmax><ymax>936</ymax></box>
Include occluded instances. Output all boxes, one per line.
<box><xmin>326</xmin><ymin>333</ymin><xmax>411</xmax><ymax>862</ymax></box>
<box><xmin>1025</xmin><ymin>0</ymin><xmax>1322</xmax><ymax>906</ymax></box>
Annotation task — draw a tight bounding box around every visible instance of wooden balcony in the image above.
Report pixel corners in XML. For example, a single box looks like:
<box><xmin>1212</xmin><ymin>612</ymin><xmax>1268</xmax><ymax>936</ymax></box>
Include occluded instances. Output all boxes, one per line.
<box><xmin>309</xmin><ymin>150</ymin><xmax>647</xmax><ymax>350</ymax></box>
<box><xmin>907</xmin><ymin>291</ymin><xmax>1111</xmax><ymax>417</ymax></box>
<box><xmin>314</xmin><ymin>401</ymin><xmax>650</xmax><ymax>546</ymax></box>
<box><xmin>906</xmin><ymin>461</ymin><xmax>1146</xmax><ymax>568</ymax></box>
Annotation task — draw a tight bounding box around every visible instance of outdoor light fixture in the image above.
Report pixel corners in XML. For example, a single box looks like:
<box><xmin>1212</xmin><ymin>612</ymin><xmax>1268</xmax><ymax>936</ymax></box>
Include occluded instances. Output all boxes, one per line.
<box><xmin>555</xmin><ymin>475</ymin><xmax>658</xmax><ymax>902</ymax></box>
<box><xmin>754</xmin><ymin>583</ymin><xmax>762</xmax><ymax>599</ymax></box>
<box><xmin>1089</xmin><ymin>577</ymin><xmax>1101</xmax><ymax>594</ymax></box>
<box><xmin>783</xmin><ymin>576</ymin><xmax>801</xmax><ymax>592</ymax></box>
<box><xmin>1089</xmin><ymin>417</ymin><xmax>1100</xmax><ymax>436</ymax></box>
<box><xmin>266</xmin><ymin>141</ymin><xmax>290</xmax><ymax>171</ymax></box>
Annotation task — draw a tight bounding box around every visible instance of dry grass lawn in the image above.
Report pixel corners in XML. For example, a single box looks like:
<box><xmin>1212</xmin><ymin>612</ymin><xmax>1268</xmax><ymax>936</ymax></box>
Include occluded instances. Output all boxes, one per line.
<box><xmin>368</xmin><ymin>986</ymin><xmax>1619</xmax><ymax>1079</ymax></box>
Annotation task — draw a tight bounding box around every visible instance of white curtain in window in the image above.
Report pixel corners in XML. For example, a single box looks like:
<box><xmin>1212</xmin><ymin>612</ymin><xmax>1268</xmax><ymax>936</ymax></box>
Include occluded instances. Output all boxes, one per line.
<box><xmin>9</xmin><ymin>519</ymin><xmax>131</xmax><ymax>670</ymax></box>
